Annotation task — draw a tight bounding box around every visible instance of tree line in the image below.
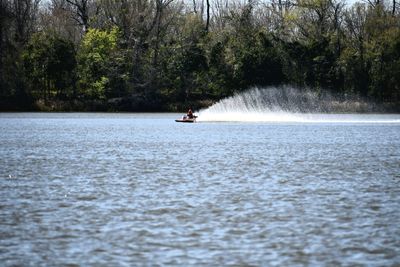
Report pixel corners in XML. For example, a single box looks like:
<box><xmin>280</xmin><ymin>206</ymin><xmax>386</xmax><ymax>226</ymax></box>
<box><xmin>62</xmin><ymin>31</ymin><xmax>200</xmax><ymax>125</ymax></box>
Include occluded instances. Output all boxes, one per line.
<box><xmin>0</xmin><ymin>0</ymin><xmax>399</xmax><ymax>111</ymax></box>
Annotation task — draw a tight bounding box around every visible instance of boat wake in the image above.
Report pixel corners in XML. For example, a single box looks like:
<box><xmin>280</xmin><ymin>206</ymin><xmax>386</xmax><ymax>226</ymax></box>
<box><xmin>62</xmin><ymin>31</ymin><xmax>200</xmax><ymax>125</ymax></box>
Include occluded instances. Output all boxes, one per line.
<box><xmin>197</xmin><ymin>87</ymin><xmax>400</xmax><ymax>123</ymax></box>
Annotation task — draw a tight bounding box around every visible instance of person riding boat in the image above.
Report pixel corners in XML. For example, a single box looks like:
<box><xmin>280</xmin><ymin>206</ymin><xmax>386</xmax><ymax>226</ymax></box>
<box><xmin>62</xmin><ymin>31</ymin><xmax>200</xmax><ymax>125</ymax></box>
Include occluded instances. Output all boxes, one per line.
<box><xmin>187</xmin><ymin>108</ymin><xmax>194</xmax><ymax>119</ymax></box>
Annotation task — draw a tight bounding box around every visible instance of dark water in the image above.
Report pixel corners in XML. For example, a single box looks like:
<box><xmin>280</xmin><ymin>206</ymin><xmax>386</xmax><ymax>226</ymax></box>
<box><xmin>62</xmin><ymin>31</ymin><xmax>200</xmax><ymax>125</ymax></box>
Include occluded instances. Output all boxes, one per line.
<box><xmin>1</xmin><ymin>113</ymin><xmax>400</xmax><ymax>266</ymax></box>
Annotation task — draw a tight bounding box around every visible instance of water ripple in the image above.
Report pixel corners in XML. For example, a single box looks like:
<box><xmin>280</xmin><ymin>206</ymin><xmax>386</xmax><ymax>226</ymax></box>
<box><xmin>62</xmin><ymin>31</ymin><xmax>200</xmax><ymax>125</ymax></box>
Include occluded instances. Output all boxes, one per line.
<box><xmin>0</xmin><ymin>113</ymin><xmax>399</xmax><ymax>266</ymax></box>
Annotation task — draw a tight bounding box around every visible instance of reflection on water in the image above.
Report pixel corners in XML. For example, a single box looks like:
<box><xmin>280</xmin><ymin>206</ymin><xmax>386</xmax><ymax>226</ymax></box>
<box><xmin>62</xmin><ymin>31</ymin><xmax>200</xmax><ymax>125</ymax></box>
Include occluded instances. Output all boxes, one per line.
<box><xmin>1</xmin><ymin>113</ymin><xmax>400</xmax><ymax>266</ymax></box>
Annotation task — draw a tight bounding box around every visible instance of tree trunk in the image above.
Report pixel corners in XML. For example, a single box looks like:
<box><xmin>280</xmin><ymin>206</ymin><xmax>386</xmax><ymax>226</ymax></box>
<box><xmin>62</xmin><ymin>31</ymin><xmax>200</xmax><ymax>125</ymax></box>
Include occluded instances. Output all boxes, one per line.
<box><xmin>151</xmin><ymin>0</ymin><xmax>163</xmax><ymax>85</ymax></box>
<box><xmin>393</xmin><ymin>0</ymin><xmax>396</xmax><ymax>15</ymax></box>
<box><xmin>65</xmin><ymin>0</ymin><xmax>89</xmax><ymax>33</ymax></box>
<box><xmin>205</xmin><ymin>0</ymin><xmax>210</xmax><ymax>32</ymax></box>
<box><xmin>193</xmin><ymin>0</ymin><xmax>197</xmax><ymax>13</ymax></box>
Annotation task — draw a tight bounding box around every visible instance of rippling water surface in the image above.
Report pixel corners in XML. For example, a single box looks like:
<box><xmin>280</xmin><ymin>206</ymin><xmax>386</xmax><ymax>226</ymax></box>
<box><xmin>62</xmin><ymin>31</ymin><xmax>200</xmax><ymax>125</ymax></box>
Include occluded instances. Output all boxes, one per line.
<box><xmin>1</xmin><ymin>113</ymin><xmax>400</xmax><ymax>266</ymax></box>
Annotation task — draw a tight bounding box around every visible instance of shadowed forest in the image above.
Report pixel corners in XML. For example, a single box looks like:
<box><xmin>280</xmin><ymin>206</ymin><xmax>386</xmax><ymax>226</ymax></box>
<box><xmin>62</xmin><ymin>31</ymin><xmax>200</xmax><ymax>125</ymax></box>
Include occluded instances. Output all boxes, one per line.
<box><xmin>0</xmin><ymin>0</ymin><xmax>399</xmax><ymax>111</ymax></box>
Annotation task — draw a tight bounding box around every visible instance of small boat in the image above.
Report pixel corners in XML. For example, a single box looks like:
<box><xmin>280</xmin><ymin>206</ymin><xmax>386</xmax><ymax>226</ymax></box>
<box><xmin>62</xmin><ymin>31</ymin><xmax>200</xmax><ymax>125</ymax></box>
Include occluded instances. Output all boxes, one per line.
<box><xmin>175</xmin><ymin>115</ymin><xmax>197</xmax><ymax>123</ymax></box>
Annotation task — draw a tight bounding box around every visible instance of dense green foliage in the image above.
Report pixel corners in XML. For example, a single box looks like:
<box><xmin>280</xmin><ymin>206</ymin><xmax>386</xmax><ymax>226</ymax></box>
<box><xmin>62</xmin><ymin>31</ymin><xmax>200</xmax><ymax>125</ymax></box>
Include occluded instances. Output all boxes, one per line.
<box><xmin>0</xmin><ymin>0</ymin><xmax>399</xmax><ymax>111</ymax></box>
<box><xmin>77</xmin><ymin>27</ymin><xmax>121</xmax><ymax>99</ymax></box>
<box><xmin>23</xmin><ymin>32</ymin><xmax>76</xmax><ymax>100</ymax></box>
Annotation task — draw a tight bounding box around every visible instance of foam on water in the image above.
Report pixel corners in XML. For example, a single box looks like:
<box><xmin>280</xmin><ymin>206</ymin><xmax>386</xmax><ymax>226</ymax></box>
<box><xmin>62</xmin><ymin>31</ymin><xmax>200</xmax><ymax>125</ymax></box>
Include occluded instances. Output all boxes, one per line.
<box><xmin>197</xmin><ymin>87</ymin><xmax>400</xmax><ymax>123</ymax></box>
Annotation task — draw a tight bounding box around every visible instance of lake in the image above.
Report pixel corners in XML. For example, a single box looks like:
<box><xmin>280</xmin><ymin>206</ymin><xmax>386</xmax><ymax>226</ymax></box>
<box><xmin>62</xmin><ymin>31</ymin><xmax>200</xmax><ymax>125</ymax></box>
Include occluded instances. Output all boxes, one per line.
<box><xmin>1</xmin><ymin>112</ymin><xmax>400</xmax><ymax>266</ymax></box>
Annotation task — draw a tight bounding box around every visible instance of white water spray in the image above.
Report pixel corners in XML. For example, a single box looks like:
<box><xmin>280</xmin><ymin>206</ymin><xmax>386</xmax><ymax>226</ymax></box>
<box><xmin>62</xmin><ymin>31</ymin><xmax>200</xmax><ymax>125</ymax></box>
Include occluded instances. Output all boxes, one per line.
<box><xmin>197</xmin><ymin>87</ymin><xmax>400</xmax><ymax>123</ymax></box>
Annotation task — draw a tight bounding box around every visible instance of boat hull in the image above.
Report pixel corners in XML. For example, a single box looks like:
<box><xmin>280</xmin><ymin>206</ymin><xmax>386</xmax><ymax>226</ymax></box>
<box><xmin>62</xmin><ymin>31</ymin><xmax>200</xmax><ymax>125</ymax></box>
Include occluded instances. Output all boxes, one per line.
<box><xmin>175</xmin><ymin>119</ymin><xmax>196</xmax><ymax>123</ymax></box>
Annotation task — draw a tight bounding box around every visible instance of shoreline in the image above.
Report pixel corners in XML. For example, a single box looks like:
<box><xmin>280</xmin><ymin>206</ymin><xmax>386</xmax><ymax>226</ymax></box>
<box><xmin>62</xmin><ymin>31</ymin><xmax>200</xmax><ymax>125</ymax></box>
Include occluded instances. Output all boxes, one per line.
<box><xmin>1</xmin><ymin>98</ymin><xmax>399</xmax><ymax>114</ymax></box>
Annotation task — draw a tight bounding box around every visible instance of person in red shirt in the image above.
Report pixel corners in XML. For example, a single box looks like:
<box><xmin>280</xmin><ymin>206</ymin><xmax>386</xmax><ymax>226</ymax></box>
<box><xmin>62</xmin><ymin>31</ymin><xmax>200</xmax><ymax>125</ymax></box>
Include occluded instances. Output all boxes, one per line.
<box><xmin>187</xmin><ymin>108</ymin><xmax>194</xmax><ymax>119</ymax></box>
